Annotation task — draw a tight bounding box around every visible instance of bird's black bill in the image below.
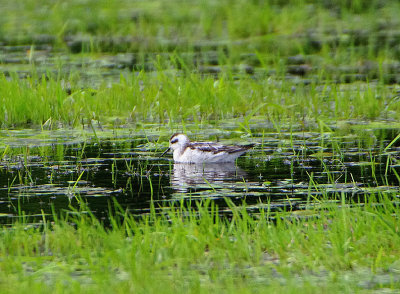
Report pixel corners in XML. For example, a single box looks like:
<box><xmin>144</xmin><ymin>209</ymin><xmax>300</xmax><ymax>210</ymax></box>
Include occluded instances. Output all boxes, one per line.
<box><xmin>160</xmin><ymin>147</ymin><xmax>170</xmax><ymax>157</ymax></box>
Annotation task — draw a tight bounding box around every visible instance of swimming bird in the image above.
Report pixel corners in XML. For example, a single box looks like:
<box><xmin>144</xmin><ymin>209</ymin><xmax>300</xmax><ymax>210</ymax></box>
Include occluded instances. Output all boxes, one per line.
<box><xmin>161</xmin><ymin>133</ymin><xmax>254</xmax><ymax>163</ymax></box>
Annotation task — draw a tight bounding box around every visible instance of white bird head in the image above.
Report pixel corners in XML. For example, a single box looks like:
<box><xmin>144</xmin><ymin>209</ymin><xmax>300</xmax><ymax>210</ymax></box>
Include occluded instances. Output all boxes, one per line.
<box><xmin>161</xmin><ymin>133</ymin><xmax>190</xmax><ymax>157</ymax></box>
<box><xmin>169</xmin><ymin>133</ymin><xmax>190</xmax><ymax>151</ymax></box>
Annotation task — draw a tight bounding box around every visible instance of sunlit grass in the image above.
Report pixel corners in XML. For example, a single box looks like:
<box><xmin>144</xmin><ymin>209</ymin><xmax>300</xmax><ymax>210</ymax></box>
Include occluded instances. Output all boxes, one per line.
<box><xmin>1</xmin><ymin>71</ymin><xmax>399</xmax><ymax>128</ymax></box>
<box><xmin>1</xmin><ymin>1</ymin><xmax>400</xmax><ymax>128</ymax></box>
<box><xmin>1</xmin><ymin>0</ymin><xmax>399</xmax><ymax>52</ymax></box>
<box><xmin>1</xmin><ymin>0</ymin><xmax>400</xmax><ymax>80</ymax></box>
<box><xmin>0</xmin><ymin>196</ymin><xmax>399</xmax><ymax>293</ymax></box>
<box><xmin>1</xmin><ymin>1</ymin><xmax>400</xmax><ymax>292</ymax></box>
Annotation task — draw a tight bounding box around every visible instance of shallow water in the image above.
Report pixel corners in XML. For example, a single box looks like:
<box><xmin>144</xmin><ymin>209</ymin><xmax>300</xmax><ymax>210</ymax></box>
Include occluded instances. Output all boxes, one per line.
<box><xmin>0</xmin><ymin>123</ymin><xmax>399</xmax><ymax>223</ymax></box>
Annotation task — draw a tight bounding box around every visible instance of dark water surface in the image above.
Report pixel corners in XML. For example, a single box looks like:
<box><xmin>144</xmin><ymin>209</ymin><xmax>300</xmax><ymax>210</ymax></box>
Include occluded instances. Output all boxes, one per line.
<box><xmin>1</xmin><ymin>125</ymin><xmax>399</xmax><ymax>224</ymax></box>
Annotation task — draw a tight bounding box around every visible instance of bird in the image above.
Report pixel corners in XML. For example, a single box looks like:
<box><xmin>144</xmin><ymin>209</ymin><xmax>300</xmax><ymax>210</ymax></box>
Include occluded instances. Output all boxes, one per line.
<box><xmin>161</xmin><ymin>133</ymin><xmax>254</xmax><ymax>163</ymax></box>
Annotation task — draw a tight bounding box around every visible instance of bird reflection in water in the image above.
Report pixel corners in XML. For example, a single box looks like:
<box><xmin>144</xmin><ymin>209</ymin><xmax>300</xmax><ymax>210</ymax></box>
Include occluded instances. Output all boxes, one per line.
<box><xmin>170</xmin><ymin>162</ymin><xmax>247</xmax><ymax>193</ymax></box>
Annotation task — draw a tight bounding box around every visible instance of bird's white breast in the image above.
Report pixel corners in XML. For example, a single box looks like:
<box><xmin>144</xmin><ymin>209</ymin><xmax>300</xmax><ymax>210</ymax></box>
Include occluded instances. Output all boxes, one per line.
<box><xmin>173</xmin><ymin>146</ymin><xmax>246</xmax><ymax>163</ymax></box>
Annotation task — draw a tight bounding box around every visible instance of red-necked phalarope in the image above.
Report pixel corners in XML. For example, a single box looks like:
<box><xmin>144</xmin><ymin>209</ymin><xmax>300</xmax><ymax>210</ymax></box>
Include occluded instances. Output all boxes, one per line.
<box><xmin>161</xmin><ymin>133</ymin><xmax>254</xmax><ymax>163</ymax></box>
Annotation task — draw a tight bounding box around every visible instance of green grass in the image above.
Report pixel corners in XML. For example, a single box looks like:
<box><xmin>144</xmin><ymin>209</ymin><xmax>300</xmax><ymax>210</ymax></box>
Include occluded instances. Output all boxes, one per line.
<box><xmin>1</xmin><ymin>1</ymin><xmax>400</xmax><ymax>292</ymax></box>
<box><xmin>1</xmin><ymin>1</ymin><xmax>400</xmax><ymax>128</ymax></box>
<box><xmin>0</xmin><ymin>196</ymin><xmax>399</xmax><ymax>293</ymax></box>
<box><xmin>1</xmin><ymin>0</ymin><xmax>399</xmax><ymax>53</ymax></box>
<box><xmin>2</xmin><ymin>0</ymin><xmax>400</xmax><ymax>83</ymax></box>
<box><xmin>1</xmin><ymin>72</ymin><xmax>399</xmax><ymax>128</ymax></box>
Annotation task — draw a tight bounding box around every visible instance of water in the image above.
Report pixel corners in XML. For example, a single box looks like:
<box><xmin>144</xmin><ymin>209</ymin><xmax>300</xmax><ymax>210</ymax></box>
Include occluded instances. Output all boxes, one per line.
<box><xmin>1</xmin><ymin>124</ymin><xmax>399</xmax><ymax>224</ymax></box>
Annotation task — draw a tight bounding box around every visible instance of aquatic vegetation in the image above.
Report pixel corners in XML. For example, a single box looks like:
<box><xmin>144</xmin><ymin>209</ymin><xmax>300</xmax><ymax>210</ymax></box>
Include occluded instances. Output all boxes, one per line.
<box><xmin>1</xmin><ymin>1</ymin><xmax>400</xmax><ymax>127</ymax></box>
<box><xmin>0</xmin><ymin>125</ymin><xmax>399</xmax><ymax>223</ymax></box>
<box><xmin>1</xmin><ymin>72</ymin><xmax>400</xmax><ymax>128</ymax></box>
<box><xmin>0</xmin><ymin>196</ymin><xmax>399</xmax><ymax>293</ymax></box>
<box><xmin>1</xmin><ymin>0</ymin><xmax>400</xmax><ymax>292</ymax></box>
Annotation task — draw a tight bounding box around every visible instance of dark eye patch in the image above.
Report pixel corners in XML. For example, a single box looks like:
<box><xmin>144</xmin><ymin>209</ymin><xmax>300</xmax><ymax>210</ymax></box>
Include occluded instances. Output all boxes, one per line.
<box><xmin>170</xmin><ymin>138</ymin><xmax>178</xmax><ymax>144</ymax></box>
